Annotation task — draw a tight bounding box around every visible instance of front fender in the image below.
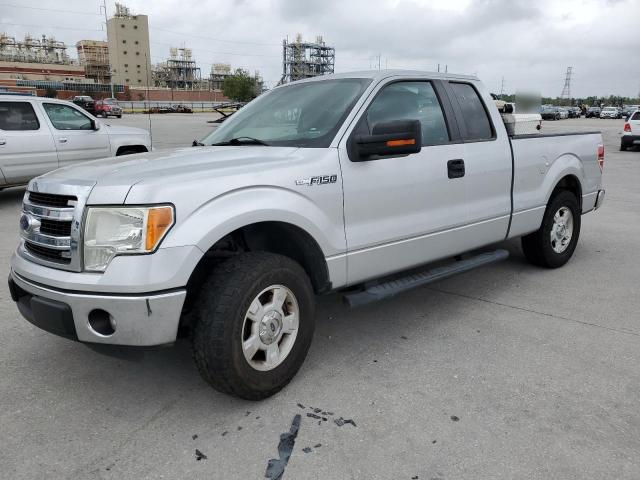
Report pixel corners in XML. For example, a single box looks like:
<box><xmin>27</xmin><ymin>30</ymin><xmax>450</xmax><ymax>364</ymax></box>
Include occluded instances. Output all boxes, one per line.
<box><xmin>108</xmin><ymin>134</ymin><xmax>152</xmax><ymax>155</ymax></box>
<box><xmin>162</xmin><ymin>186</ymin><xmax>346</xmax><ymax>258</ymax></box>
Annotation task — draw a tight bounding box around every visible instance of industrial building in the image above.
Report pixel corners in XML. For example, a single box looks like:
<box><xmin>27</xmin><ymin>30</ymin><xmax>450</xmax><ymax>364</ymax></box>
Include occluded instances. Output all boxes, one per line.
<box><xmin>279</xmin><ymin>34</ymin><xmax>335</xmax><ymax>84</ymax></box>
<box><xmin>106</xmin><ymin>3</ymin><xmax>152</xmax><ymax>86</ymax></box>
<box><xmin>76</xmin><ymin>40</ymin><xmax>110</xmax><ymax>84</ymax></box>
<box><xmin>0</xmin><ymin>33</ymin><xmax>86</xmax><ymax>83</ymax></box>
<box><xmin>153</xmin><ymin>47</ymin><xmax>203</xmax><ymax>90</ymax></box>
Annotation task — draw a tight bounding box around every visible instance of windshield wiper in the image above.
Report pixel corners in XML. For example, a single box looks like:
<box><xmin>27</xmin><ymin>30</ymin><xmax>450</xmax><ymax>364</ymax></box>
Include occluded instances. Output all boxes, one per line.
<box><xmin>211</xmin><ymin>136</ymin><xmax>270</xmax><ymax>146</ymax></box>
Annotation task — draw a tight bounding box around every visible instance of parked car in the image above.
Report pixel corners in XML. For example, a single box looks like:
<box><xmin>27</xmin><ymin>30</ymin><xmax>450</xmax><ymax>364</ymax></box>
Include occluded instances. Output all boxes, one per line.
<box><xmin>557</xmin><ymin>107</ymin><xmax>569</xmax><ymax>119</ymax></box>
<box><xmin>600</xmin><ymin>106</ymin><xmax>620</xmax><ymax>119</ymax></box>
<box><xmin>622</xmin><ymin>105</ymin><xmax>640</xmax><ymax>120</ymax></box>
<box><xmin>541</xmin><ymin>106</ymin><xmax>561</xmax><ymax>120</ymax></box>
<box><xmin>0</xmin><ymin>96</ymin><xmax>150</xmax><ymax>190</ymax></box>
<box><xmin>94</xmin><ymin>98</ymin><xmax>123</xmax><ymax>118</ymax></box>
<box><xmin>620</xmin><ymin>109</ymin><xmax>640</xmax><ymax>151</ymax></box>
<box><xmin>8</xmin><ymin>71</ymin><xmax>605</xmax><ymax>400</ymax></box>
<box><xmin>566</xmin><ymin>106</ymin><xmax>581</xmax><ymax>118</ymax></box>
<box><xmin>586</xmin><ymin>106</ymin><xmax>601</xmax><ymax>118</ymax></box>
<box><xmin>71</xmin><ymin>95</ymin><xmax>96</xmax><ymax>116</ymax></box>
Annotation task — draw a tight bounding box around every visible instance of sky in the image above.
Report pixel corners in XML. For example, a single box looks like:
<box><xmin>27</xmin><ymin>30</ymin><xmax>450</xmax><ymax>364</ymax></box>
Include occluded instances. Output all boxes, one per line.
<box><xmin>0</xmin><ymin>0</ymin><xmax>638</xmax><ymax>97</ymax></box>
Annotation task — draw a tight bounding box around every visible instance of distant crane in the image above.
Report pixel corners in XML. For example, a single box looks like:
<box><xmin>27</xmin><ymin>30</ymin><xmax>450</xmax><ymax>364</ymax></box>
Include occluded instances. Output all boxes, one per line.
<box><xmin>560</xmin><ymin>67</ymin><xmax>573</xmax><ymax>102</ymax></box>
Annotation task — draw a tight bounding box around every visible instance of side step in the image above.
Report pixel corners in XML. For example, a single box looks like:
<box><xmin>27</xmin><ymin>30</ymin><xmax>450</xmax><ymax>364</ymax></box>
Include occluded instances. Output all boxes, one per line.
<box><xmin>344</xmin><ymin>249</ymin><xmax>509</xmax><ymax>307</ymax></box>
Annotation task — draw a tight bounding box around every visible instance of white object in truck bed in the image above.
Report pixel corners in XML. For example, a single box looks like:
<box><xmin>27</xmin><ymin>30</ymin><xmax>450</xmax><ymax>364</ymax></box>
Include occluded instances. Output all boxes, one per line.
<box><xmin>501</xmin><ymin>113</ymin><xmax>542</xmax><ymax>136</ymax></box>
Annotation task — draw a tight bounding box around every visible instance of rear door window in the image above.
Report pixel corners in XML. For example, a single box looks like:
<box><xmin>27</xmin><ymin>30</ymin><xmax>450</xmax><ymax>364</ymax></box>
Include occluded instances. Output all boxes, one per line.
<box><xmin>449</xmin><ymin>83</ymin><xmax>494</xmax><ymax>141</ymax></box>
<box><xmin>0</xmin><ymin>102</ymin><xmax>40</xmax><ymax>131</ymax></box>
<box><xmin>631</xmin><ymin>111</ymin><xmax>640</xmax><ymax>121</ymax></box>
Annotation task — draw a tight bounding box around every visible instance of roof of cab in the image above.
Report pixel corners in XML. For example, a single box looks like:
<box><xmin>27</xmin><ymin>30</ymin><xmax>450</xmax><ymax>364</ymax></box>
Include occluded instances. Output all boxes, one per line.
<box><xmin>282</xmin><ymin>69</ymin><xmax>479</xmax><ymax>86</ymax></box>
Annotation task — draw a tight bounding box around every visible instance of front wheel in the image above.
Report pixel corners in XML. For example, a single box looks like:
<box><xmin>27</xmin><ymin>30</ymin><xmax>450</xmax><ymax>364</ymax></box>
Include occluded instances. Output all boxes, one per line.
<box><xmin>191</xmin><ymin>252</ymin><xmax>315</xmax><ymax>400</ymax></box>
<box><xmin>521</xmin><ymin>190</ymin><xmax>581</xmax><ymax>268</ymax></box>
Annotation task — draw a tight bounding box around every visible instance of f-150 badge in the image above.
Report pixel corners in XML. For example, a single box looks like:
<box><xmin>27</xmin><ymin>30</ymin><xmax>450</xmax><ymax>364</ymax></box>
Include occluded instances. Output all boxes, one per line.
<box><xmin>295</xmin><ymin>175</ymin><xmax>338</xmax><ymax>186</ymax></box>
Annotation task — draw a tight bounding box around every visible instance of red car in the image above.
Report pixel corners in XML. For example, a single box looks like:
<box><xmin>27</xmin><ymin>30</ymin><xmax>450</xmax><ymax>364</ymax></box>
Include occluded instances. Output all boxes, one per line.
<box><xmin>94</xmin><ymin>98</ymin><xmax>123</xmax><ymax>118</ymax></box>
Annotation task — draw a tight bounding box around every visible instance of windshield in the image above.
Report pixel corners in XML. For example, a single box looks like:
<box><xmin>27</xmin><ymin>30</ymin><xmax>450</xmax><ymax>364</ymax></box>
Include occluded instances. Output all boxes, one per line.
<box><xmin>201</xmin><ymin>78</ymin><xmax>371</xmax><ymax>148</ymax></box>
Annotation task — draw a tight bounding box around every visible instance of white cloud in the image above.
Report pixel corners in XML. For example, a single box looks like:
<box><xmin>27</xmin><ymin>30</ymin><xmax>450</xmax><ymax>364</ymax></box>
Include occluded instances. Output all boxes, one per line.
<box><xmin>1</xmin><ymin>0</ymin><xmax>638</xmax><ymax>96</ymax></box>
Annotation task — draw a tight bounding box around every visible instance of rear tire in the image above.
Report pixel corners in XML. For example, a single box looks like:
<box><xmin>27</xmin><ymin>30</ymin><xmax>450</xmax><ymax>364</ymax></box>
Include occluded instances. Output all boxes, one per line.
<box><xmin>191</xmin><ymin>252</ymin><xmax>315</xmax><ymax>400</ymax></box>
<box><xmin>620</xmin><ymin>143</ymin><xmax>627</xmax><ymax>151</ymax></box>
<box><xmin>521</xmin><ymin>190</ymin><xmax>581</xmax><ymax>268</ymax></box>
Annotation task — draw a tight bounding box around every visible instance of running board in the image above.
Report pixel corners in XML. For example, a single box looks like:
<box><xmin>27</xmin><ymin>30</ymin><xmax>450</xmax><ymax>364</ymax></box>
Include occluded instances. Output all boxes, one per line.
<box><xmin>344</xmin><ymin>249</ymin><xmax>509</xmax><ymax>307</ymax></box>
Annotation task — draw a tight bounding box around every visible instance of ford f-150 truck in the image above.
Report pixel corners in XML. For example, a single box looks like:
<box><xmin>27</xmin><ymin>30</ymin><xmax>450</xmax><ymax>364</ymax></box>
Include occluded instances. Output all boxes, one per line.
<box><xmin>8</xmin><ymin>71</ymin><xmax>605</xmax><ymax>400</ymax></box>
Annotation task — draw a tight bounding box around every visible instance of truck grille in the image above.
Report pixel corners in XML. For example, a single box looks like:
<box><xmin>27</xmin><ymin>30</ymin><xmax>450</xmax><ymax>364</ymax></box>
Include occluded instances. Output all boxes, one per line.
<box><xmin>19</xmin><ymin>183</ymin><xmax>92</xmax><ymax>272</ymax></box>
<box><xmin>28</xmin><ymin>191</ymin><xmax>76</xmax><ymax>208</ymax></box>
<box><xmin>24</xmin><ymin>242</ymin><xmax>71</xmax><ymax>264</ymax></box>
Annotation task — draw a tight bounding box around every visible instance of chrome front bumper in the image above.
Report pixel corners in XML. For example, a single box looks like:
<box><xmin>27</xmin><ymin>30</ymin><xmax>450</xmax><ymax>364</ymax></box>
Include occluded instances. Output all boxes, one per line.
<box><xmin>9</xmin><ymin>270</ymin><xmax>186</xmax><ymax>346</ymax></box>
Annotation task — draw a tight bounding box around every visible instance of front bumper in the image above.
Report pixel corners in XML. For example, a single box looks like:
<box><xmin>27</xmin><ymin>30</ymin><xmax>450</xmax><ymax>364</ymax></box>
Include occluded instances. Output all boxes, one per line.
<box><xmin>9</xmin><ymin>270</ymin><xmax>186</xmax><ymax>346</ymax></box>
<box><xmin>621</xmin><ymin>135</ymin><xmax>640</xmax><ymax>147</ymax></box>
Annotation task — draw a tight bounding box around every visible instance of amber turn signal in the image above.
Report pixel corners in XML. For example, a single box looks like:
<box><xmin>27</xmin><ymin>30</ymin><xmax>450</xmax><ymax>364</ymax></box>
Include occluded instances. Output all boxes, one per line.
<box><xmin>386</xmin><ymin>138</ymin><xmax>416</xmax><ymax>147</ymax></box>
<box><xmin>146</xmin><ymin>206</ymin><xmax>174</xmax><ymax>251</ymax></box>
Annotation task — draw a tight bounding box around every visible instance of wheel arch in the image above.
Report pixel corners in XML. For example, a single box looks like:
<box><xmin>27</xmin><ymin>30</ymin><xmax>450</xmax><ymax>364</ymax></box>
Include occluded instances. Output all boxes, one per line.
<box><xmin>182</xmin><ymin>220</ymin><xmax>332</xmax><ymax>325</ymax></box>
<box><xmin>115</xmin><ymin>145</ymin><xmax>148</xmax><ymax>156</ymax></box>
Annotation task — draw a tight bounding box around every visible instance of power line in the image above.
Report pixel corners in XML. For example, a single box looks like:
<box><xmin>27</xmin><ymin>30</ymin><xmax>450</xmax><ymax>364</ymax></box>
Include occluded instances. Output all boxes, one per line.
<box><xmin>0</xmin><ymin>3</ymin><xmax>101</xmax><ymax>16</ymax></box>
<box><xmin>0</xmin><ymin>21</ymin><xmax>102</xmax><ymax>32</ymax></box>
<box><xmin>149</xmin><ymin>25</ymin><xmax>281</xmax><ymax>47</ymax></box>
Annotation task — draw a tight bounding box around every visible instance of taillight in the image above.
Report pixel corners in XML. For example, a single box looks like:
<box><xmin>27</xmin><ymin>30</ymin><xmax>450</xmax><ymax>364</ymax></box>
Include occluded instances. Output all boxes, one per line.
<box><xmin>624</xmin><ymin>123</ymin><xmax>632</xmax><ymax>132</ymax></box>
<box><xmin>597</xmin><ymin>144</ymin><xmax>604</xmax><ymax>172</ymax></box>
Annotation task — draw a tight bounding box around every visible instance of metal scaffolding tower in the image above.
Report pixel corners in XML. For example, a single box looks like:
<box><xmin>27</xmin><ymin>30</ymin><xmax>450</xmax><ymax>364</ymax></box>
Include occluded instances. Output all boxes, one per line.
<box><xmin>279</xmin><ymin>34</ymin><xmax>335</xmax><ymax>85</ymax></box>
<box><xmin>561</xmin><ymin>66</ymin><xmax>573</xmax><ymax>100</ymax></box>
<box><xmin>153</xmin><ymin>47</ymin><xmax>202</xmax><ymax>89</ymax></box>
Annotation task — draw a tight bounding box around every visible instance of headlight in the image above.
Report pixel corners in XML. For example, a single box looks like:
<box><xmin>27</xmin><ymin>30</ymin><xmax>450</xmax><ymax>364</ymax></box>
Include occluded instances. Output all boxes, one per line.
<box><xmin>83</xmin><ymin>205</ymin><xmax>174</xmax><ymax>272</ymax></box>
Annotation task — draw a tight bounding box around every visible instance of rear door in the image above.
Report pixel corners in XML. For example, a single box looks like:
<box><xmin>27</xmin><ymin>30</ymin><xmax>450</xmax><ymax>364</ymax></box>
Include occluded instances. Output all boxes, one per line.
<box><xmin>442</xmin><ymin>81</ymin><xmax>512</xmax><ymax>244</ymax></box>
<box><xmin>0</xmin><ymin>100</ymin><xmax>58</xmax><ymax>185</ymax></box>
<box><xmin>40</xmin><ymin>102</ymin><xmax>111</xmax><ymax>167</ymax></box>
<box><xmin>338</xmin><ymin>78</ymin><xmax>468</xmax><ymax>284</ymax></box>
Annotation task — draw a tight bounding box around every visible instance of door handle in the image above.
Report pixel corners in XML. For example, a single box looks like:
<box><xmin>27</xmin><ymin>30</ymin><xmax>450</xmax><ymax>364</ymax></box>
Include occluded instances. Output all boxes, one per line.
<box><xmin>447</xmin><ymin>159</ymin><xmax>465</xmax><ymax>179</ymax></box>
<box><xmin>0</xmin><ymin>139</ymin><xmax>6</xmax><ymax>146</ymax></box>
<box><xmin>58</xmin><ymin>138</ymin><xmax>68</xmax><ymax>144</ymax></box>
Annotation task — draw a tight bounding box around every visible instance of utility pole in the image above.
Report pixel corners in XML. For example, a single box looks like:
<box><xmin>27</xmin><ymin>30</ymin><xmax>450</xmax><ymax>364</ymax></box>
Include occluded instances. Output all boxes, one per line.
<box><xmin>100</xmin><ymin>0</ymin><xmax>115</xmax><ymax>98</ymax></box>
<box><xmin>561</xmin><ymin>66</ymin><xmax>573</xmax><ymax>104</ymax></box>
<box><xmin>437</xmin><ymin>63</ymin><xmax>440</xmax><ymax>72</ymax></box>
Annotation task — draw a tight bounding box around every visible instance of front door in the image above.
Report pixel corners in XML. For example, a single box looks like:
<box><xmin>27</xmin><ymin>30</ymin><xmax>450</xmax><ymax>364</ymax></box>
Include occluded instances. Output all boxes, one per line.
<box><xmin>0</xmin><ymin>100</ymin><xmax>58</xmax><ymax>185</ymax></box>
<box><xmin>40</xmin><ymin>102</ymin><xmax>111</xmax><ymax>167</ymax></box>
<box><xmin>337</xmin><ymin>79</ymin><xmax>469</xmax><ymax>285</ymax></box>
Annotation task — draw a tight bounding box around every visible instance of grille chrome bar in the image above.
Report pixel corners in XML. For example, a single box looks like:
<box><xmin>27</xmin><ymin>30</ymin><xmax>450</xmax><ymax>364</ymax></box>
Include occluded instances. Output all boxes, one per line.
<box><xmin>23</xmin><ymin>200</ymin><xmax>75</xmax><ymax>221</ymax></box>
<box><xmin>21</xmin><ymin>231</ymin><xmax>71</xmax><ymax>249</ymax></box>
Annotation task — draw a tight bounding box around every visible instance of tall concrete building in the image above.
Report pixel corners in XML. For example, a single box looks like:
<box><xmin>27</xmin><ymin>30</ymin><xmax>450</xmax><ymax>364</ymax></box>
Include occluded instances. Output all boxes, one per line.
<box><xmin>106</xmin><ymin>3</ymin><xmax>152</xmax><ymax>86</ymax></box>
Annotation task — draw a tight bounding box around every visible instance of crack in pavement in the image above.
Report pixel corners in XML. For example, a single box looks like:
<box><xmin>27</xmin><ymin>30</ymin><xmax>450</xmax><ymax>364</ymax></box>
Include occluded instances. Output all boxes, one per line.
<box><xmin>426</xmin><ymin>286</ymin><xmax>640</xmax><ymax>338</ymax></box>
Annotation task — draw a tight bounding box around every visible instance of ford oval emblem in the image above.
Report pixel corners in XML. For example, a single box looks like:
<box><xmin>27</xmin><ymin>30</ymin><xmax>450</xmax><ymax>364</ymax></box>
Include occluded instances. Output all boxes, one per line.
<box><xmin>19</xmin><ymin>214</ymin><xmax>30</xmax><ymax>232</ymax></box>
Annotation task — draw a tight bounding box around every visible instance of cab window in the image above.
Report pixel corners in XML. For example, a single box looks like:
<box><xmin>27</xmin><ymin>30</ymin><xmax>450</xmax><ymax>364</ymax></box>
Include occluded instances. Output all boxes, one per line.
<box><xmin>43</xmin><ymin>103</ymin><xmax>93</xmax><ymax>130</ymax></box>
<box><xmin>364</xmin><ymin>81</ymin><xmax>450</xmax><ymax>146</ymax></box>
<box><xmin>0</xmin><ymin>102</ymin><xmax>40</xmax><ymax>131</ymax></box>
<box><xmin>449</xmin><ymin>82</ymin><xmax>494</xmax><ymax>141</ymax></box>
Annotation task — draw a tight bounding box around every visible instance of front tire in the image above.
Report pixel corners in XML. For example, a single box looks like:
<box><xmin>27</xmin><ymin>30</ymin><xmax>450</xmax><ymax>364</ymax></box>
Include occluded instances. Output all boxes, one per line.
<box><xmin>191</xmin><ymin>252</ymin><xmax>315</xmax><ymax>400</ymax></box>
<box><xmin>521</xmin><ymin>190</ymin><xmax>581</xmax><ymax>268</ymax></box>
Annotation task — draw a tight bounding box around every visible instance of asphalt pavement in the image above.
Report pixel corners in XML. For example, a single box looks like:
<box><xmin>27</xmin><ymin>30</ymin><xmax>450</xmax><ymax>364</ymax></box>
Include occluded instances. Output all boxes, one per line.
<box><xmin>1</xmin><ymin>116</ymin><xmax>639</xmax><ymax>479</ymax></box>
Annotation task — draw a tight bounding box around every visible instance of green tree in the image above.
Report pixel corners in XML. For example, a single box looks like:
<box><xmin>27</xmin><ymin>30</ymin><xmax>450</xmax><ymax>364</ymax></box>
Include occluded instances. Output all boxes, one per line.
<box><xmin>222</xmin><ymin>69</ymin><xmax>257</xmax><ymax>102</ymax></box>
<box><xmin>44</xmin><ymin>87</ymin><xmax>57</xmax><ymax>98</ymax></box>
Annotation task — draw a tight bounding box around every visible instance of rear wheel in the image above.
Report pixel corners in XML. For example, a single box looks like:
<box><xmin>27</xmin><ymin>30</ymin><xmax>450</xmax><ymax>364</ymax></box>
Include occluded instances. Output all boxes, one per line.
<box><xmin>620</xmin><ymin>143</ymin><xmax>627</xmax><ymax>151</ymax></box>
<box><xmin>521</xmin><ymin>190</ymin><xmax>581</xmax><ymax>268</ymax></box>
<box><xmin>191</xmin><ymin>252</ymin><xmax>315</xmax><ymax>400</ymax></box>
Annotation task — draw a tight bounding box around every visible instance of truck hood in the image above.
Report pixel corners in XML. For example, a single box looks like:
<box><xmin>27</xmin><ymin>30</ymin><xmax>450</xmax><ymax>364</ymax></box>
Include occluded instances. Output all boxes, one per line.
<box><xmin>38</xmin><ymin>146</ymin><xmax>299</xmax><ymax>204</ymax></box>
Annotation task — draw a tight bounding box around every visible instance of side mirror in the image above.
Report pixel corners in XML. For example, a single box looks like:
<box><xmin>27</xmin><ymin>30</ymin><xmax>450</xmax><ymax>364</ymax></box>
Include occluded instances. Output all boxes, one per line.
<box><xmin>352</xmin><ymin>119</ymin><xmax>422</xmax><ymax>161</ymax></box>
<box><xmin>91</xmin><ymin>119</ymin><xmax>100</xmax><ymax>131</ymax></box>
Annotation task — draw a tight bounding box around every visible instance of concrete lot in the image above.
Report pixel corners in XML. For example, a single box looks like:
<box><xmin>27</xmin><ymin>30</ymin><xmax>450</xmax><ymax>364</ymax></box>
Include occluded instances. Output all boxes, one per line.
<box><xmin>1</xmin><ymin>116</ymin><xmax>639</xmax><ymax>479</ymax></box>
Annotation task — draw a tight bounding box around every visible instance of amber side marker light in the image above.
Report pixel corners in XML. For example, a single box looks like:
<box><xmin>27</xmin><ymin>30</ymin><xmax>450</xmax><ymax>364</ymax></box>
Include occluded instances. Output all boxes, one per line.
<box><xmin>386</xmin><ymin>138</ymin><xmax>416</xmax><ymax>147</ymax></box>
<box><xmin>146</xmin><ymin>206</ymin><xmax>174</xmax><ymax>251</ymax></box>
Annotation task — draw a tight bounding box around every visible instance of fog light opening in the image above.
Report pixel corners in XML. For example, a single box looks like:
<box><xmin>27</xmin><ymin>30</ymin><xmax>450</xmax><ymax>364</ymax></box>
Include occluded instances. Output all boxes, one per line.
<box><xmin>88</xmin><ymin>309</ymin><xmax>116</xmax><ymax>336</ymax></box>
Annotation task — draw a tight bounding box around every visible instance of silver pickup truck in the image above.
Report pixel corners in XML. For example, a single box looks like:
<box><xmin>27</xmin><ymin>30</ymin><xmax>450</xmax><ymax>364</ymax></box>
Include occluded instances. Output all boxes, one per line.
<box><xmin>0</xmin><ymin>96</ymin><xmax>150</xmax><ymax>190</ymax></box>
<box><xmin>8</xmin><ymin>71</ymin><xmax>605</xmax><ymax>399</ymax></box>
